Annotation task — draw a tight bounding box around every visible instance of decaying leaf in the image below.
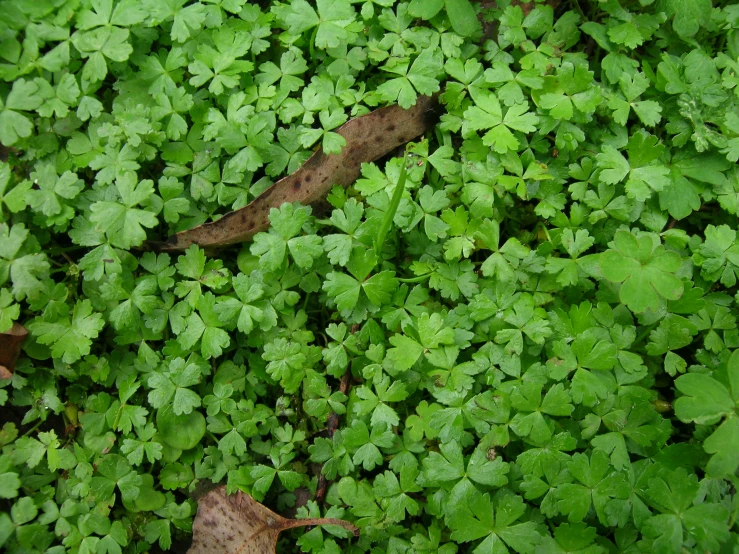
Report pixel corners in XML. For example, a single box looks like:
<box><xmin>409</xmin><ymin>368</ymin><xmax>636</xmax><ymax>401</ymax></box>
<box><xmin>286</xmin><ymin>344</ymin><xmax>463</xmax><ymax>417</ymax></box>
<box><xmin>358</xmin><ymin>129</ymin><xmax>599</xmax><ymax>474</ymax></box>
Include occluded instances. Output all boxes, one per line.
<box><xmin>0</xmin><ymin>323</ymin><xmax>27</xmax><ymax>379</ymax></box>
<box><xmin>188</xmin><ymin>486</ymin><xmax>359</xmax><ymax>554</ymax></box>
<box><xmin>150</xmin><ymin>94</ymin><xmax>441</xmax><ymax>251</ymax></box>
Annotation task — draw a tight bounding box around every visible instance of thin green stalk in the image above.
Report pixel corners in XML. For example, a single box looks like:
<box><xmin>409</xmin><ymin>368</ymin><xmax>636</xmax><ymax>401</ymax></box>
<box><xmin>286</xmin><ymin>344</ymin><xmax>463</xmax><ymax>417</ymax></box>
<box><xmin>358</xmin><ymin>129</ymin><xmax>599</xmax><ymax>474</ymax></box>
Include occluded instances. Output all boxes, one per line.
<box><xmin>634</xmin><ymin>322</ymin><xmax>659</xmax><ymax>346</ymax></box>
<box><xmin>398</xmin><ymin>273</ymin><xmax>432</xmax><ymax>283</ymax></box>
<box><xmin>112</xmin><ymin>404</ymin><xmax>123</xmax><ymax>432</ymax></box>
<box><xmin>375</xmin><ymin>150</ymin><xmax>409</xmax><ymax>259</ymax></box>
<box><xmin>309</xmin><ymin>26</ymin><xmax>318</xmax><ymax>61</ymax></box>
<box><xmin>20</xmin><ymin>421</ymin><xmax>43</xmax><ymax>439</ymax></box>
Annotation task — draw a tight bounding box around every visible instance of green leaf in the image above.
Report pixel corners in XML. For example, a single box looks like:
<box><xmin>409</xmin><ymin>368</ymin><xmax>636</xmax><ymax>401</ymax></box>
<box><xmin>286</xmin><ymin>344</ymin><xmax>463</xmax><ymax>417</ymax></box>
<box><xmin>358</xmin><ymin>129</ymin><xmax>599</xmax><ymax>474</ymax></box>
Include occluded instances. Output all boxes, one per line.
<box><xmin>0</xmin><ymin>110</ymin><xmax>34</xmax><ymax>146</ymax></box>
<box><xmin>29</xmin><ymin>300</ymin><xmax>105</xmax><ymax>363</ymax></box>
<box><xmin>703</xmin><ymin>415</ymin><xmax>739</xmax><ymax>478</ymax></box>
<box><xmin>377</xmin><ymin>50</ymin><xmax>443</xmax><ymax>109</ymax></box>
<box><xmin>659</xmin><ymin>176</ymin><xmax>701</xmax><ymax>220</ymax></box>
<box><xmin>408</xmin><ymin>0</ymin><xmax>443</xmax><ymax>20</ymax></box>
<box><xmin>145</xmin><ymin>0</ymin><xmax>207</xmax><ymax>43</ymax></box>
<box><xmin>90</xmin><ymin>173</ymin><xmax>157</xmax><ymax>249</ymax></box>
<box><xmin>251</xmin><ymin>203</ymin><xmax>322</xmax><ymax>271</ymax></box>
<box><xmin>599</xmin><ymin>231</ymin><xmax>684</xmax><ymax>313</ymax></box>
<box><xmin>0</xmin><ymin>472</ymin><xmax>21</xmax><ymax>499</ymax></box>
<box><xmin>156</xmin><ymin>405</ymin><xmax>205</xmax><ymax>451</ymax></box>
<box><xmin>674</xmin><ymin>373</ymin><xmax>734</xmax><ymax>424</ymax></box>
<box><xmin>449</xmin><ymin>491</ymin><xmax>542</xmax><ymax>553</ymax></box>
<box><xmin>641</xmin><ymin>468</ymin><xmax>730</xmax><ymax>553</ymax></box>
<box><xmin>657</xmin><ymin>0</ymin><xmax>711</xmax><ymax>38</ymax></box>
<box><xmin>177</xmin><ymin>293</ymin><xmax>231</xmax><ymax>359</ymax></box>
<box><xmin>0</xmin><ymin>289</ymin><xmax>19</xmax><ymax>333</ymax></box>
<box><xmin>596</xmin><ymin>146</ymin><xmax>629</xmax><ymax>185</ymax></box>
<box><xmin>445</xmin><ymin>0</ymin><xmax>481</xmax><ymax>38</ymax></box>
<box><xmin>283</xmin><ymin>0</ymin><xmax>357</xmax><ymax>50</ymax></box>
<box><xmin>263</xmin><ymin>337</ymin><xmax>306</xmax><ymax>393</ymax></box>
<box><xmin>148</xmin><ymin>358</ymin><xmax>202</xmax><ymax>415</ymax></box>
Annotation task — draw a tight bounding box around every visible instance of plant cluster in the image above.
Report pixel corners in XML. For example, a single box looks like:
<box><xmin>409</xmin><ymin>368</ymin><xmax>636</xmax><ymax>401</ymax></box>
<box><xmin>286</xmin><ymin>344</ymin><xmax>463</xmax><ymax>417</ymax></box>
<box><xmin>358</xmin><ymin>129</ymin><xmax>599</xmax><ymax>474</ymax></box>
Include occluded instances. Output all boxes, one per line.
<box><xmin>0</xmin><ymin>0</ymin><xmax>738</xmax><ymax>552</ymax></box>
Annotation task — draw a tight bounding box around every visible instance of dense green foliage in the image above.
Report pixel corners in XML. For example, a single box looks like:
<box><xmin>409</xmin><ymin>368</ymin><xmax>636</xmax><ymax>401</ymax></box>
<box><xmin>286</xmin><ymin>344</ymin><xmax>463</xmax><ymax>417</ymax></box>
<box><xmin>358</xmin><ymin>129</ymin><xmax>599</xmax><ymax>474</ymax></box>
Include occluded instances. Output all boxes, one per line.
<box><xmin>1</xmin><ymin>0</ymin><xmax>739</xmax><ymax>552</ymax></box>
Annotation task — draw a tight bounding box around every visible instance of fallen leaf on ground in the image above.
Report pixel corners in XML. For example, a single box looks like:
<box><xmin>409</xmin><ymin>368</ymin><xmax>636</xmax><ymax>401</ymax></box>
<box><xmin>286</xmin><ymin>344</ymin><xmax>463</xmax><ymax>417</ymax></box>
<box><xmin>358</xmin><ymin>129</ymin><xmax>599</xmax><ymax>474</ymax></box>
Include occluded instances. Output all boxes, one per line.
<box><xmin>188</xmin><ymin>486</ymin><xmax>359</xmax><ymax>554</ymax></box>
<box><xmin>0</xmin><ymin>323</ymin><xmax>27</xmax><ymax>378</ymax></box>
<box><xmin>150</xmin><ymin>94</ymin><xmax>441</xmax><ymax>251</ymax></box>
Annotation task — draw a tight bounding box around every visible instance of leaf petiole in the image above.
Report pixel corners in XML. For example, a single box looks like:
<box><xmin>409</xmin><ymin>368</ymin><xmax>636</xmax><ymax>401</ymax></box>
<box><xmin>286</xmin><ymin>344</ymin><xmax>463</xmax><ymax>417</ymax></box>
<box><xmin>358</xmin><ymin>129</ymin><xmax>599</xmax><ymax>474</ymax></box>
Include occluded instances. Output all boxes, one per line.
<box><xmin>398</xmin><ymin>273</ymin><xmax>432</xmax><ymax>283</ymax></box>
<box><xmin>374</xmin><ymin>149</ymin><xmax>410</xmax><ymax>260</ymax></box>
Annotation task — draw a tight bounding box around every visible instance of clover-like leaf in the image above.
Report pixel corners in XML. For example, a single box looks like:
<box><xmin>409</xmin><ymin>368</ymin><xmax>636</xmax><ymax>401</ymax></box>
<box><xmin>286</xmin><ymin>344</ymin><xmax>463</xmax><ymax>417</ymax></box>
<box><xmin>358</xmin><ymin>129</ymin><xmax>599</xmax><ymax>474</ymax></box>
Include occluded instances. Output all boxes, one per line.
<box><xmin>599</xmin><ymin>230</ymin><xmax>684</xmax><ymax>313</ymax></box>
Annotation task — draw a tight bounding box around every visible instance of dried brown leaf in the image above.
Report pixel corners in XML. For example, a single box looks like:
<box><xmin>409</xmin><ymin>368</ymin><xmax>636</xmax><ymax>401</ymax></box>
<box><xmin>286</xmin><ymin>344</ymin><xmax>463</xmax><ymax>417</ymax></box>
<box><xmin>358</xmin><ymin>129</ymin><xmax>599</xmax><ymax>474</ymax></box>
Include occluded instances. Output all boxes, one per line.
<box><xmin>150</xmin><ymin>94</ymin><xmax>441</xmax><ymax>251</ymax></box>
<box><xmin>0</xmin><ymin>323</ymin><xmax>27</xmax><ymax>377</ymax></box>
<box><xmin>188</xmin><ymin>486</ymin><xmax>359</xmax><ymax>554</ymax></box>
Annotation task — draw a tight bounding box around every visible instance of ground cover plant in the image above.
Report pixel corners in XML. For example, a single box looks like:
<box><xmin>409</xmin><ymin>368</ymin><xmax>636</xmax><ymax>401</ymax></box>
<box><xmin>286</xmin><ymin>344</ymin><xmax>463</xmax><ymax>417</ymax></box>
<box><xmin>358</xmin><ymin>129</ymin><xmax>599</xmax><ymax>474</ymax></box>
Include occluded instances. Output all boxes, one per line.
<box><xmin>1</xmin><ymin>0</ymin><xmax>739</xmax><ymax>552</ymax></box>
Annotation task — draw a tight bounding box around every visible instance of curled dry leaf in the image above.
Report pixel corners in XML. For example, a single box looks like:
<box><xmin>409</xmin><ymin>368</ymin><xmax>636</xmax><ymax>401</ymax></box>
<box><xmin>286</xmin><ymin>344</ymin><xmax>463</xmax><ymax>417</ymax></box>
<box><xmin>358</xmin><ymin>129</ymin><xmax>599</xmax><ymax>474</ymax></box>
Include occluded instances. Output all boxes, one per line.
<box><xmin>0</xmin><ymin>322</ymin><xmax>27</xmax><ymax>379</ymax></box>
<box><xmin>150</xmin><ymin>94</ymin><xmax>441</xmax><ymax>251</ymax></box>
<box><xmin>188</xmin><ymin>486</ymin><xmax>359</xmax><ymax>554</ymax></box>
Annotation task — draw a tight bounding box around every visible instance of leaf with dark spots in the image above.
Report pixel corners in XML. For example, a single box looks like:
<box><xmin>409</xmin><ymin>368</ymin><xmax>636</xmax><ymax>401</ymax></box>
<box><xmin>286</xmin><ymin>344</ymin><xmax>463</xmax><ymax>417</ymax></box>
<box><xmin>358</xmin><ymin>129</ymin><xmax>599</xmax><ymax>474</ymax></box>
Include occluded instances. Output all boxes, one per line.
<box><xmin>0</xmin><ymin>322</ymin><xmax>27</xmax><ymax>378</ymax></box>
<box><xmin>188</xmin><ymin>487</ymin><xmax>358</xmax><ymax>554</ymax></box>
<box><xmin>149</xmin><ymin>94</ymin><xmax>440</xmax><ymax>251</ymax></box>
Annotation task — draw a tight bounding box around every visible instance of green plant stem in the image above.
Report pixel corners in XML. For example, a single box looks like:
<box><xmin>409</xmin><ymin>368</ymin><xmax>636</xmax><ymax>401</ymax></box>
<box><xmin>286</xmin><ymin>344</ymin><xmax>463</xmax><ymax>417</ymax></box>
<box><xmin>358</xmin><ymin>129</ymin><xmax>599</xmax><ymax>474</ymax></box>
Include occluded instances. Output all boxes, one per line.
<box><xmin>20</xmin><ymin>421</ymin><xmax>43</xmax><ymax>439</ymax></box>
<box><xmin>112</xmin><ymin>404</ymin><xmax>123</xmax><ymax>431</ymax></box>
<box><xmin>375</xmin><ymin>150</ymin><xmax>409</xmax><ymax>260</ymax></box>
<box><xmin>398</xmin><ymin>273</ymin><xmax>432</xmax><ymax>283</ymax></box>
<box><xmin>634</xmin><ymin>322</ymin><xmax>659</xmax><ymax>346</ymax></box>
<box><xmin>47</xmin><ymin>245</ymin><xmax>88</xmax><ymax>253</ymax></box>
<box><xmin>309</xmin><ymin>26</ymin><xmax>318</xmax><ymax>60</ymax></box>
